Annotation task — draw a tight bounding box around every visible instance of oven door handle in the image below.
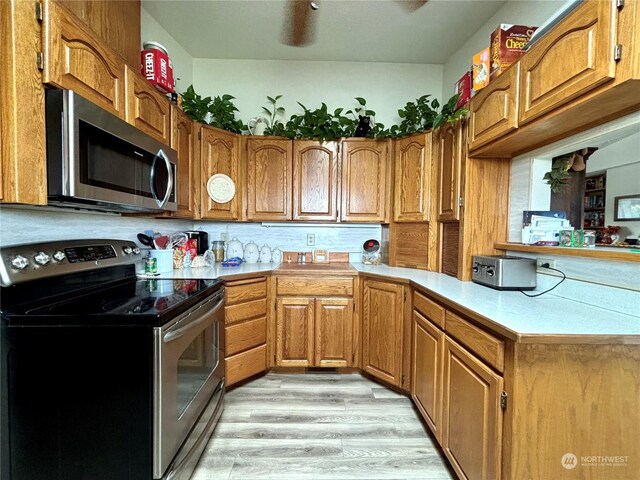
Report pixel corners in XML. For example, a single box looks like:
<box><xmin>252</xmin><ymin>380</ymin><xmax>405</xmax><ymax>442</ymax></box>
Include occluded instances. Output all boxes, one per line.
<box><xmin>163</xmin><ymin>296</ymin><xmax>224</xmax><ymax>344</ymax></box>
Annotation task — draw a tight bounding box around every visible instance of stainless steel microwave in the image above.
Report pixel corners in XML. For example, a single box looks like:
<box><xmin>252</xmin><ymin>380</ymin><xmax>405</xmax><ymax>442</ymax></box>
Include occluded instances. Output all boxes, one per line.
<box><xmin>46</xmin><ymin>89</ymin><xmax>177</xmax><ymax>213</ymax></box>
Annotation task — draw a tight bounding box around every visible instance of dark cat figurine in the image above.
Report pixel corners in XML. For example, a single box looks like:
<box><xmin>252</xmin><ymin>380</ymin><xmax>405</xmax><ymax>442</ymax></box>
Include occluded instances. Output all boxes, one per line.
<box><xmin>354</xmin><ymin>115</ymin><xmax>371</xmax><ymax>137</ymax></box>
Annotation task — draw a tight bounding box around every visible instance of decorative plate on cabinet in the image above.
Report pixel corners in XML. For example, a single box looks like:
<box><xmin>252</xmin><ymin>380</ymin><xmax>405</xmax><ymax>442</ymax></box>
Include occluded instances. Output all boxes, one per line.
<box><xmin>206</xmin><ymin>174</ymin><xmax>236</xmax><ymax>203</ymax></box>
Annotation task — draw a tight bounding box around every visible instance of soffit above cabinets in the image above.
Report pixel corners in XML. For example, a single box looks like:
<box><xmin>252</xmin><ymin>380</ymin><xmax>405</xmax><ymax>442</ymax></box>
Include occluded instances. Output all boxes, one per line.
<box><xmin>141</xmin><ymin>0</ymin><xmax>506</xmax><ymax>64</ymax></box>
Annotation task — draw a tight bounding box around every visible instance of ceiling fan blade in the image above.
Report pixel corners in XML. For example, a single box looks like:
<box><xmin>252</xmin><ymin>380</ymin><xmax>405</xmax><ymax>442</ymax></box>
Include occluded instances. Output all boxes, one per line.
<box><xmin>396</xmin><ymin>0</ymin><xmax>428</xmax><ymax>13</ymax></box>
<box><xmin>282</xmin><ymin>0</ymin><xmax>316</xmax><ymax>47</ymax></box>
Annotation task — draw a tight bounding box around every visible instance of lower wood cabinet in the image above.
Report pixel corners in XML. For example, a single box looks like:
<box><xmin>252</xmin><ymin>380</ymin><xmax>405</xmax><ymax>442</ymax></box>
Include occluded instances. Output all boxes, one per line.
<box><xmin>362</xmin><ymin>279</ymin><xmax>407</xmax><ymax>388</ymax></box>
<box><xmin>224</xmin><ymin>276</ymin><xmax>269</xmax><ymax>387</ymax></box>
<box><xmin>276</xmin><ymin>296</ymin><xmax>354</xmax><ymax>368</ymax></box>
<box><xmin>442</xmin><ymin>337</ymin><xmax>503</xmax><ymax>480</ymax></box>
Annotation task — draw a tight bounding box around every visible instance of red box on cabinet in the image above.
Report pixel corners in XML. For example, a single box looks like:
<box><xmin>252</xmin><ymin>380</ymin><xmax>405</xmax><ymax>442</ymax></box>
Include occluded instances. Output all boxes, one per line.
<box><xmin>140</xmin><ymin>46</ymin><xmax>174</xmax><ymax>94</ymax></box>
<box><xmin>454</xmin><ymin>71</ymin><xmax>472</xmax><ymax>110</ymax></box>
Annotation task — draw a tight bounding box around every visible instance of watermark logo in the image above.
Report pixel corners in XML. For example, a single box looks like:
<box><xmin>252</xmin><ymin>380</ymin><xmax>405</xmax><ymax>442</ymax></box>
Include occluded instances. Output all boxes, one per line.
<box><xmin>561</xmin><ymin>453</ymin><xmax>578</xmax><ymax>470</ymax></box>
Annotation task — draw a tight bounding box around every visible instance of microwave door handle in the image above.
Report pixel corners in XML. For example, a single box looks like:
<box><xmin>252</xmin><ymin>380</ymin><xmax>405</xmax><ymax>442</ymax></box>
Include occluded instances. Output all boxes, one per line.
<box><xmin>149</xmin><ymin>149</ymin><xmax>173</xmax><ymax>208</ymax></box>
<box><xmin>163</xmin><ymin>296</ymin><xmax>224</xmax><ymax>344</ymax></box>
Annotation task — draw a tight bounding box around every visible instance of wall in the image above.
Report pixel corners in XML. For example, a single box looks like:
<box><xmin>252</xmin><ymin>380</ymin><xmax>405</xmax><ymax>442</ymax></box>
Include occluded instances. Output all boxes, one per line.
<box><xmin>442</xmin><ymin>0</ymin><xmax>564</xmax><ymax>94</ymax></box>
<box><xmin>0</xmin><ymin>207</ymin><xmax>380</xmax><ymax>261</ymax></box>
<box><xmin>141</xmin><ymin>7</ymin><xmax>193</xmax><ymax>92</ymax></box>
<box><xmin>192</xmin><ymin>59</ymin><xmax>443</xmax><ymax>127</ymax></box>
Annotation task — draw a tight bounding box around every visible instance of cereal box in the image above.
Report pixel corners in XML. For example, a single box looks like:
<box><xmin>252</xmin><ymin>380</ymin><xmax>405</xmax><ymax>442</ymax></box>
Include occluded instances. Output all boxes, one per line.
<box><xmin>490</xmin><ymin>24</ymin><xmax>537</xmax><ymax>79</ymax></box>
<box><xmin>472</xmin><ymin>48</ymin><xmax>490</xmax><ymax>93</ymax></box>
<box><xmin>454</xmin><ymin>71</ymin><xmax>471</xmax><ymax>110</ymax></box>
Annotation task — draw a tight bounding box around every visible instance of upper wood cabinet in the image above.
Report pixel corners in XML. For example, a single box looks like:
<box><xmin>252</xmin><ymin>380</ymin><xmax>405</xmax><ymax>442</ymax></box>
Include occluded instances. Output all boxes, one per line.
<box><xmin>292</xmin><ymin>141</ymin><xmax>339</xmax><ymax>221</ymax></box>
<box><xmin>314</xmin><ymin>298</ymin><xmax>353</xmax><ymax>368</ymax></box>
<box><xmin>340</xmin><ymin>139</ymin><xmax>390</xmax><ymax>223</ymax></box>
<box><xmin>442</xmin><ymin>337</ymin><xmax>503</xmax><ymax>480</ymax></box>
<box><xmin>124</xmin><ymin>66</ymin><xmax>171</xmax><ymax>145</ymax></box>
<box><xmin>468</xmin><ymin>64</ymin><xmax>519</xmax><ymax>152</ymax></box>
<box><xmin>436</xmin><ymin>121</ymin><xmax>464</xmax><ymax>222</ymax></box>
<box><xmin>393</xmin><ymin>132</ymin><xmax>431</xmax><ymax>222</ymax></box>
<box><xmin>518</xmin><ymin>0</ymin><xmax>616</xmax><ymax>125</ymax></box>
<box><xmin>42</xmin><ymin>0</ymin><xmax>125</xmax><ymax>118</ymax></box>
<box><xmin>200</xmin><ymin>125</ymin><xmax>241</xmax><ymax>220</ymax></box>
<box><xmin>54</xmin><ymin>0</ymin><xmax>141</xmax><ymax>69</ymax></box>
<box><xmin>1</xmin><ymin>0</ymin><xmax>47</xmax><ymax>205</ymax></box>
<box><xmin>171</xmin><ymin>107</ymin><xmax>199</xmax><ymax>219</ymax></box>
<box><xmin>246</xmin><ymin>138</ymin><xmax>293</xmax><ymax>221</ymax></box>
<box><xmin>362</xmin><ymin>279</ymin><xmax>405</xmax><ymax>387</ymax></box>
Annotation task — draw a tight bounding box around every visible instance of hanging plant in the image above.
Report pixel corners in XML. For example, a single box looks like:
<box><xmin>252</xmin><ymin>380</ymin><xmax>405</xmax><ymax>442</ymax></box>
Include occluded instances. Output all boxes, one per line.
<box><xmin>180</xmin><ymin>85</ymin><xmax>212</xmax><ymax>123</ymax></box>
<box><xmin>543</xmin><ymin>154</ymin><xmax>572</xmax><ymax>193</ymax></box>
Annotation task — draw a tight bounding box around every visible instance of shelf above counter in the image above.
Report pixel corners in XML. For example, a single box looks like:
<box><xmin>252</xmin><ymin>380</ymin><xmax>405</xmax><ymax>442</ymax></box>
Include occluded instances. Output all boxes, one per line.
<box><xmin>495</xmin><ymin>242</ymin><xmax>640</xmax><ymax>262</ymax></box>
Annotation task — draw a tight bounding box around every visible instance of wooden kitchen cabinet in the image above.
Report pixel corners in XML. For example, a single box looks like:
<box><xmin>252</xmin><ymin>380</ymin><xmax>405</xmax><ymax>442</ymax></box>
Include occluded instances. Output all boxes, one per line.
<box><xmin>436</xmin><ymin>121</ymin><xmax>464</xmax><ymax>222</ymax></box>
<box><xmin>246</xmin><ymin>137</ymin><xmax>293</xmax><ymax>221</ymax></box>
<box><xmin>200</xmin><ymin>125</ymin><xmax>241</xmax><ymax>220</ymax></box>
<box><xmin>314</xmin><ymin>298</ymin><xmax>353</xmax><ymax>367</ymax></box>
<box><xmin>276</xmin><ymin>297</ymin><xmax>314</xmax><ymax>367</ymax></box>
<box><xmin>292</xmin><ymin>141</ymin><xmax>339</xmax><ymax>221</ymax></box>
<box><xmin>42</xmin><ymin>0</ymin><xmax>125</xmax><ymax>118</ymax></box>
<box><xmin>124</xmin><ymin>66</ymin><xmax>171</xmax><ymax>145</ymax></box>
<box><xmin>442</xmin><ymin>336</ymin><xmax>503</xmax><ymax>480</ymax></box>
<box><xmin>171</xmin><ymin>107</ymin><xmax>200</xmax><ymax>219</ymax></box>
<box><xmin>0</xmin><ymin>0</ymin><xmax>47</xmax><ymax>205</ymax></box>
<box><xmin>518</xmin><ymin>0</ymin><xmax>616</xmax><ymax>125</ymax></box>
<box><xmin>362</xmin><ymin>279</ymin><xmax>405</xmax><ymax>388</ymax></box>
<box><xmin>224</xmin><ymin>276</ymin><xmax>269</xmax><ymax>387</ymax></box>
<box><xmin>393</xmin><ymin>132</ymin><xmax>431</xmax><ymax>222</ymax></box>
<box><xmin>468</xmin><ymin>64</ymin><xmax>520</xmax><ymax>152</ymax></box>
<box><xmin>340</xmin><ymin>139</ymin><xmax>391</xmax><ymax>222</ymax></box>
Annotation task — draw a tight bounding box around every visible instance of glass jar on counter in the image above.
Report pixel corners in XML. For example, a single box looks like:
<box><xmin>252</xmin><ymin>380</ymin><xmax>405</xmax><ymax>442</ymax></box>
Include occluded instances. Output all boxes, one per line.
<box><xmin>211</xmin><ymin>241</ymin><xmax>225</xmax><ymax>263</ymax></box>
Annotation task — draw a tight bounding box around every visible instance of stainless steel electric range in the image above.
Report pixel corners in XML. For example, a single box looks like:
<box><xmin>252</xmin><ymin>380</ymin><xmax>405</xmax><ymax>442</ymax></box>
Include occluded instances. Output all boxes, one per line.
<box><xmin>0</xmin><ymin>239</ymin><xmax>225</xmax><ymax>480</ymax></box>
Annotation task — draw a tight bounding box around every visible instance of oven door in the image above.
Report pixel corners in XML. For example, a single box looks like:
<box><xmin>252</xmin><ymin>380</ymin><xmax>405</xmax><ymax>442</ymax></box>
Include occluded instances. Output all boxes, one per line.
<box><xmin>153</xmin><ymin>288</ymin><xmax>225</xmax><ymax>479</ymax></box>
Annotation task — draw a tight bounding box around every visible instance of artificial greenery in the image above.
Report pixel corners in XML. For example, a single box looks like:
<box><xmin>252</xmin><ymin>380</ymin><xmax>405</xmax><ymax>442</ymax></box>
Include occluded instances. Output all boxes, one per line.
<box><xmin>543</xmin><ymin>154</ymin><xmax>572</xmax><ymax>193</ymax></box>
<box><xmin>181</xmin><ymin>87</ymin><xmax>469</xmax><ymax>140</ymax></box>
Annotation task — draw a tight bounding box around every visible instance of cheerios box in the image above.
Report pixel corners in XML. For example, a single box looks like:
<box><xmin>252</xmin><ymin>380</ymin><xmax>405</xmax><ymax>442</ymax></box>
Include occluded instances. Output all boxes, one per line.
<box><xmin>472</xmin><ymin>48</ymin><xmax>490</xmax><ymax>93</ymax></box>
<box><xmin>490</xmin><ymin>24</ymin><xmax>537</xmax><ymax>79</ymax></box>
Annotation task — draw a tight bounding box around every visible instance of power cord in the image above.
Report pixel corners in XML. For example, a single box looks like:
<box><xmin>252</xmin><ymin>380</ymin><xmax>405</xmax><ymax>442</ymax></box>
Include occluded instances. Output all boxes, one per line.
<box><xmin>519</xmin><ymin>264</ymin><xmax>566</xmax><ymax>298</ymax></box>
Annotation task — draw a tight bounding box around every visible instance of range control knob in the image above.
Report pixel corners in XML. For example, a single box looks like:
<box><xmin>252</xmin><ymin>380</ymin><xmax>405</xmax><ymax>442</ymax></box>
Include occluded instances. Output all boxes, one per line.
<box><xmin>34</xmin><ymin>252</ymin><xmax>51</xmax><ymax>266</ymax></box>
<box><xmin>472</xmin><ymin>263</ymin><xmax>480</xmax><ymax>273</ymax></box>
<box><xmin>132</xmin><ymin>247</ymin><xmax>141</xmax><ymax>255</ymax></box>
<box><xmin>10</xmin><ymin>255</ymin><xmax>30</xmax><ymax>270</ymax></box>
<box><xmin>53</xmin><ymin>251</ymin><xmax>66</xmax><ymax>262</ymax></box>
<box><xmin>486</xmin><ymin>268</ymin><xmax>495</xmax><ymax>277</ymax></box>
<box><xmin>122</xmin><ymin>246</ymin><xmax>133</xmax><ymax>255</ymax></box>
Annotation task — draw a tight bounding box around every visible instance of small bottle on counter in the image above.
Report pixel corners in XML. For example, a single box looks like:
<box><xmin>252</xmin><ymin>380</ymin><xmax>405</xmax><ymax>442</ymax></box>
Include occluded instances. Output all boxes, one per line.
<box><xmin>144</xmin><ymin>253</ymin><xmax>157</xmax><ymax>275</ymax></box>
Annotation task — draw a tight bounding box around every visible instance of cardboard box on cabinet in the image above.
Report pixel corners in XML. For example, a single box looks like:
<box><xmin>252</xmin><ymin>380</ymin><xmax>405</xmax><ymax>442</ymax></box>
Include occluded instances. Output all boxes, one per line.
<box><xmin>455</xmin><ymin>71</ymin><xmax>471</xmax><ymax>110</ymax></box>
<box><xmin>472</xmin><ymin>48</ymin><xmax>491</xmax><ymax>93</ymax></box>
<box><xmin>490</xmin><ymin>24</ymin><xmax>537</xmax><ymax>79</ymax></box>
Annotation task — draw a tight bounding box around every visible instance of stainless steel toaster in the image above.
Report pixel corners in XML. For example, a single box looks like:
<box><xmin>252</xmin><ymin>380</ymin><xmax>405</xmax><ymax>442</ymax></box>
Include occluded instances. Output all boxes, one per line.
<box><xmin>471</xmin><ymin>255</ymin><xmax>536</xmax><ymax>290</ymax></box>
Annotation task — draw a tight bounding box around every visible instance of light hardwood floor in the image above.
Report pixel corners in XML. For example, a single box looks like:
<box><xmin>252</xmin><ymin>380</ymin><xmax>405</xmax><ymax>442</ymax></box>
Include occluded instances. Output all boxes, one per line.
<box><xmin>191</xmin><ymin>372</ymin><xmax>455</xmax><ymax>480</ymax></box>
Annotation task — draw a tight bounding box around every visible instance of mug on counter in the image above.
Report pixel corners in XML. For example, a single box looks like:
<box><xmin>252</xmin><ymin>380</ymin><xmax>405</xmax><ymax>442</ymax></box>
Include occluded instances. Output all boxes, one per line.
<box><xmin>150</xmin><ymin>249</ymin><xmax>174</xmax><ymax>273</ymax></box>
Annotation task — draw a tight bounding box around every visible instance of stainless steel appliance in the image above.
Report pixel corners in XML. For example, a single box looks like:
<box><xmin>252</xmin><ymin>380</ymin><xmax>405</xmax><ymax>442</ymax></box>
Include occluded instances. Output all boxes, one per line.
<box><xmin>471</xmin><ymin>255</ymin><xmax>537</xmax><ymax>290</ymax></box>
<box><xmin>46</xmin><ymin>89</ymin><xmax>178</xmax><ymax>213</ymax></box>
<box><xmin>0</xmin><ymin>239</ymin><xmax>224</xmax><ymax>480</ymax></box>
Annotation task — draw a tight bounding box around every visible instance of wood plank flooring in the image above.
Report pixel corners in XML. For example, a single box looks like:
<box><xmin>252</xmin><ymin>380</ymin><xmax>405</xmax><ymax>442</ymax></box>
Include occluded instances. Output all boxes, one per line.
<box><xmin>191</xmin><ymin>372</ymin><xmax>455</xmax><ymax>480</ymax></box>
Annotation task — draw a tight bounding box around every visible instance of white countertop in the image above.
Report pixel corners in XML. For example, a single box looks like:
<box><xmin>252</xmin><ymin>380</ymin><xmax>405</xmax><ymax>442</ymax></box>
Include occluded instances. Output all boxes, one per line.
<box><xmin>140</xmin><ymin>262</ymin><xmax>640</xmax><ymax>341</ymax></box>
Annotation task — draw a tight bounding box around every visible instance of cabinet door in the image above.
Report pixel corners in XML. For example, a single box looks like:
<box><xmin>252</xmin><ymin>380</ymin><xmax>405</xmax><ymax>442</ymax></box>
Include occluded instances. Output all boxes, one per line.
<box><xmin>340</xmin><ymin>139</ymin><xmax>389</xmax><ymax>222</ymax></box>
<box><xmin>200</xmin><ymin>125</ymin><xmax>241</xmax><ymax>220</ymax></box>
<box><xmin>393</xmin><ymin>133</ymin><xmax>431</xmax><ymax>222</ymax></box>
<box><xmin>314</xmin><ymin>298</ymin><xmax>353</xmax><ymax>368</ymax></box>
<box><xmin>437</xmin><ymin>122</ymin><xmax>463</xmax><ymax>222</ymax></box>
<box><xmin>171</xmin><ymin>107</ymin><xmax>199</xmax><ymax>218</ymax></box>
<box><xmin>411</xmin><ymin>311</ymin><xmax>444</xmax><ymax>441</ymax></box>
<box><xmin>276</xmin><ymin>297</ymin><xmax>314</xmax><ymax>367</ymax></box>
<box><xmin>442</xmin><ymin>337</ymin><xmax>503</xmax><ymax>480</ymax></box>
<box><xmin>468</xmin><ymin>64</ymin><xmax>519</xmax><ymax>151</ymax></box>
<box><xmin>42</xmin><ymin>0</ymin><xmax>125</xmax><ymax>117</ymax></box>
<box><xmin>124</xmin><ymin>66</ymin><xmax>171</xmax><ymax>145</ymax></box>
<box><xmin>362</xmin><ymin>280</ymin><xmax>404</xmax><ymax>387</ymax></box>
<box><xmin>518</xmin><ymin>0</ymin><xmax>616</xmax><ymax>125</ymax></box>
<box><xmin>246</xmin><ymin>138</ymin><xmax>292</xmax><ymax>221</ymax></box>
<box><xmin>292</xmin><ymin>141</ymin><xmax>339</xmax><ymax>221</ymax></box>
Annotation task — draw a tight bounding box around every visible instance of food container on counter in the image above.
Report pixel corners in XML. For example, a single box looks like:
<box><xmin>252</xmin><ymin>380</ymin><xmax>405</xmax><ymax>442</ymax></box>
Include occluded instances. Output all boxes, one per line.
<box><xmin>362</xmin><ymin>239</ymin><xmax>381</xmax><ymax>265</ymax></box>
<box><xmin>150</xmin><ymin>249</ymin><xmax>174</xmax><ymax>273</ymax></box>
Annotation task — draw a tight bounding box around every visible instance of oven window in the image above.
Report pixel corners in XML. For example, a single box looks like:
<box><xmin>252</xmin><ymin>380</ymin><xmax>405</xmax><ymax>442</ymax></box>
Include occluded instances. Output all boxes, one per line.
<box><xmin>176</xmin><ymin>322</ymin><xmax>220</xmax><ymax>417</ymax></box>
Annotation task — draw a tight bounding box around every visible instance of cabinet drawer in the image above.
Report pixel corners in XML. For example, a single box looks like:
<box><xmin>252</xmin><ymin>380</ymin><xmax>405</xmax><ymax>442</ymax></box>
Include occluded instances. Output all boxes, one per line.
<box><xmin>276</xmin><ymin>276</ymin><xmax>353</xmax><ymax>296</ymax></box>
<box><xmin>413</xmin><ymin>290</ymin><xmax>445</xmax><ymax>329</ymax></box>
<box><xmin>225</xmin><ymin>278</ymin><xmax>268</xmax><ymax>305</ymax></box>
<box><xmin>445</xmin><ymin>311</ymin><xmax>504</xmax><ymax>372</ymax></box>
<box><xmin>226</xmin><ymin>316</ymin><xmax>267</xmax><ymax>356</ymax></box>
<box><xmin>225</xmin><ymin>344</ymin><xmax>267</xmax><ymax>387</ymax></box>
<box><xmin>225</xmin><ymin>298</ymin><xmax>267</xmax><ymax>325</ymax></box>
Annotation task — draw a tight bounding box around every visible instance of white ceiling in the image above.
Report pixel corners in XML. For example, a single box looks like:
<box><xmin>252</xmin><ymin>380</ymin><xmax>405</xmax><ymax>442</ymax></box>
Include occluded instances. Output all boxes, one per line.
<box><xmin>142</xmin><ymin>0</ymin><xmax>507</xmax><ymax>64</ymax></box>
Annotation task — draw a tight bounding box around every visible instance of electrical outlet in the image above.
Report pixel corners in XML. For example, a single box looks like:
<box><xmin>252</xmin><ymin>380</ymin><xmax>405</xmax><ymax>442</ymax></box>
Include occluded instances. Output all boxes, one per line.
<box><xmin>536</xmin><ymin>258</ymin><xmax>555</xmax><ymax>270</ymax></box>
<box><xmin>220</xmin><ymin>232</ymin><xmax>229</xmax><ymax>242</ymax></box>
<box><xmin>307</xmin><ymin>233</ymin><xmax>315</xmax><ymax>246</ymax></box>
